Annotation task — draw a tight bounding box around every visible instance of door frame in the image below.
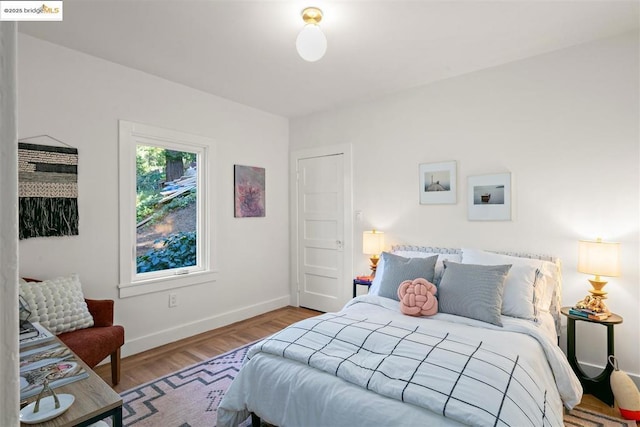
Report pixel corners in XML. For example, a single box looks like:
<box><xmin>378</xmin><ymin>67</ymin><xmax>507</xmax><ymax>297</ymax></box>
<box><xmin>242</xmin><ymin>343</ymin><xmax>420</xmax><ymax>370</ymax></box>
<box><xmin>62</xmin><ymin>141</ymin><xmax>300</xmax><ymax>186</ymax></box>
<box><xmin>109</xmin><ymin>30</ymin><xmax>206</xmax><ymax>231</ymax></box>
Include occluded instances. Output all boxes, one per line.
<box><xmin>290</xmin><ymin>144</ymin><xmax>353</xmax><ymax>309</ymax></box>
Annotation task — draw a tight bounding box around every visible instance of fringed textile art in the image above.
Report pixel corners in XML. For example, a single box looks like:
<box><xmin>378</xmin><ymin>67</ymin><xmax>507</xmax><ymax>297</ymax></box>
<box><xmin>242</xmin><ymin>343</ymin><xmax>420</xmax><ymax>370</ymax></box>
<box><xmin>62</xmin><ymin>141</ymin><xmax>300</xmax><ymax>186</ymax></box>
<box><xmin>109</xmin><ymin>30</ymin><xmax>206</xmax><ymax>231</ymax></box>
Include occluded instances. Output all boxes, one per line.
<box><xmin>18</xmin><ymin>142</ymin><xmax>79</xmax><ymax>239</ymax></box>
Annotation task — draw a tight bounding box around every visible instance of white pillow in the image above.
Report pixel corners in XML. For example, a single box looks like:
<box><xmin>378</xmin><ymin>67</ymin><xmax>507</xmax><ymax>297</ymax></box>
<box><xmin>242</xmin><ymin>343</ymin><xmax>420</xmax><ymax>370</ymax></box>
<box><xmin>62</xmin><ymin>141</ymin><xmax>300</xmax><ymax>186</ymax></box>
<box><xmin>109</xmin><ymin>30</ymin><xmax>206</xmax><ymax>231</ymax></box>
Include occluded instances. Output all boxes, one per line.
<box><xmin>19</xmin><ymin>274</ymin><xmax>94</xmax><ymax>334</ymax></box>
<box><xmin>461</xmin><ymin>248</ymin><xmax>555</xmax><ymax>321</ymax></box>
<box><xmin>535</xmin><ymin>261</ymin><xmax>560</xmax><ymax>313</ymax></box>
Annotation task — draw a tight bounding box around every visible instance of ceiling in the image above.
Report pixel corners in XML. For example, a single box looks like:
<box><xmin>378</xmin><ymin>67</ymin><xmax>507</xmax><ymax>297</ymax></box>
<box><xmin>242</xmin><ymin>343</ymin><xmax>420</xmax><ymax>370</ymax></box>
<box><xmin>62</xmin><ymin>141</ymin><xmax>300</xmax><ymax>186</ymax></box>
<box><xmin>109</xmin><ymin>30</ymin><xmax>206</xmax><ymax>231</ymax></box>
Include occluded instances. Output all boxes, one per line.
<box><xmin>19</xmin><ymin>1</ymin><xmax>639</xmax><ymax>118</ymax></box>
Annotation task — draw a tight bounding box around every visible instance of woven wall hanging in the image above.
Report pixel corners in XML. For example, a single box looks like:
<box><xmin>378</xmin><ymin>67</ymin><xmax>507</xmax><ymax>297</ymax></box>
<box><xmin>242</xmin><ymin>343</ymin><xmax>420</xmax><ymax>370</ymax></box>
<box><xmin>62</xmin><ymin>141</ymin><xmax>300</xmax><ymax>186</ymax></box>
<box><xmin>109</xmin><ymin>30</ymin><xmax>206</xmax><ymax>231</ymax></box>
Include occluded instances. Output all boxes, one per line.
<box><xmin>18</xmin><ymin>135</ymin><xmax>79</xmax><ymax>239</ymax></box>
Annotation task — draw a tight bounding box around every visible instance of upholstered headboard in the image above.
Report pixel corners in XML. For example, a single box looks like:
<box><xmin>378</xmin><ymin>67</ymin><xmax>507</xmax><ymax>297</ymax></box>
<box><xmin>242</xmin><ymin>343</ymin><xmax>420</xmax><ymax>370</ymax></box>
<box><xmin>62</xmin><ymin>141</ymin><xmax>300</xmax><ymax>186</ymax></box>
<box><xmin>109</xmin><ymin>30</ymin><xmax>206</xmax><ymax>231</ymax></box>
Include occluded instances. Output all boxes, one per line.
<box><xmin>390</xmin><ymin>245</ymin><xmax>563</xmax><ymax>337</ymax></box>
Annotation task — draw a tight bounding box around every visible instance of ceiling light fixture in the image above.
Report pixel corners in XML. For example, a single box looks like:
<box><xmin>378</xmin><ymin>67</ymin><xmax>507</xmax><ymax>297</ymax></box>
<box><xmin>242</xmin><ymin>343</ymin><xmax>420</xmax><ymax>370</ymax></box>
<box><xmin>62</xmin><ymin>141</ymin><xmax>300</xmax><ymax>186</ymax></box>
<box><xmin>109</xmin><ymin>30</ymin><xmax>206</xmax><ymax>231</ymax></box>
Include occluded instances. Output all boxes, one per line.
<box><xmin>296</xmin><ymin>7</ymin><xmax>327</xmax><ymax>62</ymax></box>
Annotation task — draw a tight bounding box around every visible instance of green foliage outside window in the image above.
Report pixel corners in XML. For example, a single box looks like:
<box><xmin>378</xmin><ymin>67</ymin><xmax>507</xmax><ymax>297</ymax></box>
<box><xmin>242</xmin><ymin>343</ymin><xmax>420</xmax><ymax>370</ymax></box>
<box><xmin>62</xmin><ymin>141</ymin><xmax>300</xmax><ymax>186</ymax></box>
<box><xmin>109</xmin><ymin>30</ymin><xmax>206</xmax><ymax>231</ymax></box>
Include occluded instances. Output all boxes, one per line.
<box><xmin>135</xmin><ymin>144</ymin><xmax>199</xmax><ymax>274</ymax></box>
<box><xmin>136</xmin><ymin>231</ymin><xmax>197</xmax><ymax>273</ymax></box>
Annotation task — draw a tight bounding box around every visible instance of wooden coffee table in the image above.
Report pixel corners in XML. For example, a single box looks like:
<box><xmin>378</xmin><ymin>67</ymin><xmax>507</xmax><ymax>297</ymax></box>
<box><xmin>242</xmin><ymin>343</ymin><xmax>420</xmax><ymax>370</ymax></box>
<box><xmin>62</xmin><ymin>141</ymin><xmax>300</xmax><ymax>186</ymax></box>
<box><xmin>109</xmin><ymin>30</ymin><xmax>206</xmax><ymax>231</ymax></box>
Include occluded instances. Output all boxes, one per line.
<box><xmin>20</xmin><ymin>337</ymin><xmax>123</xmax><ymax>427</ymax></box>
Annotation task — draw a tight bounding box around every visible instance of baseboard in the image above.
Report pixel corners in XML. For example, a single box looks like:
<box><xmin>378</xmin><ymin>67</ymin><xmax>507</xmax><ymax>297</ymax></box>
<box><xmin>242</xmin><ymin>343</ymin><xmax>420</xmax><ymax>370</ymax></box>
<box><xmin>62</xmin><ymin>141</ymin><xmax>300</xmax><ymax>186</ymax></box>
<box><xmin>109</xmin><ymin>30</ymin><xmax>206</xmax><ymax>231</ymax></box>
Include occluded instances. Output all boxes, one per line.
<box><xmin>579</xmin><ymin>360</ymin><xmax>640</xmax><ymax>389</ymax></box>
<box><xmin>119</xmin><ymin>295</ymin><xmax>290</xmax><ymax>359</ymax></box>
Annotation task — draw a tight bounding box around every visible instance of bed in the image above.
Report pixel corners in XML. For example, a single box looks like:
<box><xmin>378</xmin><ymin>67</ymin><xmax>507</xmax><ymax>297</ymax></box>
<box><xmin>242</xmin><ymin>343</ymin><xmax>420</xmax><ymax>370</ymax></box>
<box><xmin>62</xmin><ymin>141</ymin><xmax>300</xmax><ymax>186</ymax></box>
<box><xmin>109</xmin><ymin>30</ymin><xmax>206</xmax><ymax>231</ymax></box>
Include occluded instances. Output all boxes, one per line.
<box><xmin>217</xmin><ymin>246</ymin><xmax>582</xmax><ymax>427</ymax></box>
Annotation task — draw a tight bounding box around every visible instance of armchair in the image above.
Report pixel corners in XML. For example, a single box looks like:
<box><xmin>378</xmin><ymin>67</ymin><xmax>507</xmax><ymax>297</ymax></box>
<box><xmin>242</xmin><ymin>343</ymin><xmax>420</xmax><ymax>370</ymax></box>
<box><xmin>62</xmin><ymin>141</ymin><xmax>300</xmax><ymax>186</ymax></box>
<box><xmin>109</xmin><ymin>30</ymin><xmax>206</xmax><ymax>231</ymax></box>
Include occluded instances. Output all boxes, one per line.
<box><xmin>22</xmin><ymin>278</ymin><xmax>125</xmax><ymax>385</ymax></box>
<box><xmin>58</xmin><ymin>298</ymin><xmax>125</xmax><ymax>385</ymax></box>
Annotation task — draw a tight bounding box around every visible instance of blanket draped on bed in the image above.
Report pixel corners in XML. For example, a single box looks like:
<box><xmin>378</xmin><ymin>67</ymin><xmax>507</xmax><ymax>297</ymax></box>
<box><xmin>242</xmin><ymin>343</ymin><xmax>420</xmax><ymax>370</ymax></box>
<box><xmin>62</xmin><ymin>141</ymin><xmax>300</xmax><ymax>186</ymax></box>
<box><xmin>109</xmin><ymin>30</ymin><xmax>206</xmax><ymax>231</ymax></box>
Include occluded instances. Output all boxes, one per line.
<box><xmin>248</xmin><ymin>309</ymin><xmax>564</xmax><ymax>426</ymax></box>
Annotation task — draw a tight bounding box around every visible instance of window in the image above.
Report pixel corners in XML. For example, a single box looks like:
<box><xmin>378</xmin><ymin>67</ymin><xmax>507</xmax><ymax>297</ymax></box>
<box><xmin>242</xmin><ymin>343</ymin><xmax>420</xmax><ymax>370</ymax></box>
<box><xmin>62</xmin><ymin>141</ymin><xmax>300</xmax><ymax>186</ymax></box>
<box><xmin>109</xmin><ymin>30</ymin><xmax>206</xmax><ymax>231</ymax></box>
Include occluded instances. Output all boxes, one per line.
<box><xmin>118</xmin><ymin>121</ymin><xmax>217</xmax><ymax>298</ymax></box>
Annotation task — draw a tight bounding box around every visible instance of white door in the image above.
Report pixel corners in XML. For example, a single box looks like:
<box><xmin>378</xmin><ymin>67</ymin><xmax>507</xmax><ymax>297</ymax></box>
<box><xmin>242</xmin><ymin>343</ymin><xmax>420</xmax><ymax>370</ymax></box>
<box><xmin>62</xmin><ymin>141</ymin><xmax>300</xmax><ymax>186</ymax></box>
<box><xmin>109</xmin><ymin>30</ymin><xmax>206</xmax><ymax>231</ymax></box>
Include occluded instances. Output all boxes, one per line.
<box><xmin>296</xmin><ymin>153</ymin><xmax>346</xmax><ymax>312</ymax></box>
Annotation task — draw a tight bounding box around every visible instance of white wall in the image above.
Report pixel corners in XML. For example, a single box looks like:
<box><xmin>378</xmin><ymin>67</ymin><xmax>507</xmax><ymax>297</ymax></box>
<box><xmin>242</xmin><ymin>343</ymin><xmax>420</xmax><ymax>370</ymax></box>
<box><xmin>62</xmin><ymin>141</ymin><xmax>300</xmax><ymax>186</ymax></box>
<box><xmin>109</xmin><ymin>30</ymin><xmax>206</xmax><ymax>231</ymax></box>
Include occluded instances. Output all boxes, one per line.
<box><xmin>290</xmin><ymin>32</ymin><xmax>640</xmax><ymax>381</ymax></box>
<box><xmin>16</xmin><ymin>28</ymin><xmax>640</xmax><ymax>385</ymax></box>
<box><xmin>17</xmin><ymin>34</ymin><xmax>290</xmax><ymax>356</ymax></box>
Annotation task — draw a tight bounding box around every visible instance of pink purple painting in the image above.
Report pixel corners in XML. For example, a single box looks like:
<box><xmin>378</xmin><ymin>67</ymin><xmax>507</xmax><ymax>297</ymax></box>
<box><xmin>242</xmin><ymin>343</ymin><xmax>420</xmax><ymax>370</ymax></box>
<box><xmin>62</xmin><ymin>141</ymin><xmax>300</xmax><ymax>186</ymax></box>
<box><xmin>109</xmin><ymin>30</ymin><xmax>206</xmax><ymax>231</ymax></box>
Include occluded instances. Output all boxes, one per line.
<box><xmin>234</xmin><ymin>165</ymin><xmax>265</xmax><ymax>218</ymax></box>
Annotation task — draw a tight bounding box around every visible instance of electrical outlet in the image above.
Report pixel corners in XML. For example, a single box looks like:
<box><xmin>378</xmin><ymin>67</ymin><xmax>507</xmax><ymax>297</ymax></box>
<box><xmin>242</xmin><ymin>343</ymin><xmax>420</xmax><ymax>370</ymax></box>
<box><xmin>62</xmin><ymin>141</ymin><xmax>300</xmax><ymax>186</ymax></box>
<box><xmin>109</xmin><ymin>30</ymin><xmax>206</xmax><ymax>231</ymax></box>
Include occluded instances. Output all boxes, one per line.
<box><xmin>168</xmin><ymin>293</ymin><xmax>178</xmax><ymax>308</ymax></box>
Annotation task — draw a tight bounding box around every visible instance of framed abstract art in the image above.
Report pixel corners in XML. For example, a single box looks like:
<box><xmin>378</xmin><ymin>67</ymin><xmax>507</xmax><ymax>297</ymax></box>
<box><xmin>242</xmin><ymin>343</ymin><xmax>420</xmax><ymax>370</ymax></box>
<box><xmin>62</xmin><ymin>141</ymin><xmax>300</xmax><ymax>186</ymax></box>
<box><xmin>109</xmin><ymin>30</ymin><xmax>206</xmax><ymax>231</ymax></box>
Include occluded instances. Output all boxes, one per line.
<box><xmin>234</xmin><ymin>165</ymin><xmax>265</xmax><ymax>218</ymax></box>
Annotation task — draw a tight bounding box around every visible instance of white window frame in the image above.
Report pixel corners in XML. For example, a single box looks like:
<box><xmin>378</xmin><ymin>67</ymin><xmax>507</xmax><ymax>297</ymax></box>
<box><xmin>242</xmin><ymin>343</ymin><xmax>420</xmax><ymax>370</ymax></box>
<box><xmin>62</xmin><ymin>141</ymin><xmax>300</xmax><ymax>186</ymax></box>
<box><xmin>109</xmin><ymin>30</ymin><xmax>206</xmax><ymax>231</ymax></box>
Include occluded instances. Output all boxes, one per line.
<box><xmin>118</xmin><ymin>120</ymin><xmax>217</xmax><ymax>298</ymax></box>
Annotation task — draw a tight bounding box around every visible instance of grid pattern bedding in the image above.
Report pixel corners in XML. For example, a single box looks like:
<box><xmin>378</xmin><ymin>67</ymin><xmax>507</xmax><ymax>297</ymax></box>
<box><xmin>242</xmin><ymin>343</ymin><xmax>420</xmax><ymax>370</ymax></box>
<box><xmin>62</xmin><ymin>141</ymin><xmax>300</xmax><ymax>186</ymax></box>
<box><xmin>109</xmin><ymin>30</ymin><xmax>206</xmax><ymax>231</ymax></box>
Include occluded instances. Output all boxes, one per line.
<box><xmin>219</xmin><ymin>296</ymin><xmax>581</xmax><ymax>427</ymax></box>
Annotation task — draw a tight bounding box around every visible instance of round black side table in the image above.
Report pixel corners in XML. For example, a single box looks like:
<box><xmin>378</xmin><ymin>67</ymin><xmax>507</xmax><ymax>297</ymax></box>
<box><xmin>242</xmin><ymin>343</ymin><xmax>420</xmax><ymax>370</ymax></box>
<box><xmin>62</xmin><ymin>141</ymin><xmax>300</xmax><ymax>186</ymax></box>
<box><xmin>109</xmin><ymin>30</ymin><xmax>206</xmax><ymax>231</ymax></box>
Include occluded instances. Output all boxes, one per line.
<box><xmin>561</xmin><ymin>306</ymin><xmax>623</xmax><ymax>406</ymax></box>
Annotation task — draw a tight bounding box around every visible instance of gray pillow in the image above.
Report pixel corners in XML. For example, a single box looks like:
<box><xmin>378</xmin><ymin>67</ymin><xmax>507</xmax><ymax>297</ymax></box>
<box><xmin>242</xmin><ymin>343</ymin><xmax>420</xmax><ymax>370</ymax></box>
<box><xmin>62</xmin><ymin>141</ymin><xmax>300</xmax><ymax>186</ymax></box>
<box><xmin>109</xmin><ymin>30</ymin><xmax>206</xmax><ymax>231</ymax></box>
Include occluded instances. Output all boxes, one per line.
<box><xmin>377</xmin><ymin>252</ymin><xmax>438</xmax><ymax>301</ymax></box>
<box><xmin>438</xmin><ymin>261</ymin><xmax>511</xmax><ymax>326</ymax></box>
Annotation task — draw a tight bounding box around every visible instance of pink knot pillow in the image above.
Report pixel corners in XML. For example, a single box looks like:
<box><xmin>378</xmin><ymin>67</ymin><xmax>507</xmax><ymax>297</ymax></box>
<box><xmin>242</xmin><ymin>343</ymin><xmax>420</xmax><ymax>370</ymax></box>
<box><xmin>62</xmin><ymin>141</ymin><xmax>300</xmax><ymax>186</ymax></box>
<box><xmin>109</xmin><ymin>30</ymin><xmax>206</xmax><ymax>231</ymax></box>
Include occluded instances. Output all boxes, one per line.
<box><xmin>398</xmin><ymin>278</ymin><xmax>438</xmax><ymax>317</ymax></box>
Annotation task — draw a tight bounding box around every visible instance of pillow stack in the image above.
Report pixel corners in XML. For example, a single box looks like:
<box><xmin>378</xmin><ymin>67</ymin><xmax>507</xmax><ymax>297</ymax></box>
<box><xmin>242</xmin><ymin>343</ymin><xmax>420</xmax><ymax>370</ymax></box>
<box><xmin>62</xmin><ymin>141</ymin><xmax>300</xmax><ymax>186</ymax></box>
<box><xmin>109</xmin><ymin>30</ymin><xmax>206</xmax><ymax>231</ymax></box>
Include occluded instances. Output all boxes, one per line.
<box><xmin>368</xmin><ymin>247</ymin><xmax>559</xmax><ymax>326</ymax></box>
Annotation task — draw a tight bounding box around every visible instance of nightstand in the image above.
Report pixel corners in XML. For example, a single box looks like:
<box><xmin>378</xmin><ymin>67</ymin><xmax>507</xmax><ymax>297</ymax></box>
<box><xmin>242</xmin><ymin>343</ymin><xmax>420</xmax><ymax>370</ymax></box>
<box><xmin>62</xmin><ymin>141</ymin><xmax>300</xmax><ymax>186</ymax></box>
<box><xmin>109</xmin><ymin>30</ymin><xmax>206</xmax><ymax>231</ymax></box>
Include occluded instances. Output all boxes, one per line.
<box><xmin>561</xmin><ymin>306</ymin><xmax>623</xmax><ymax>406</ymax></box>
<box><xmin>353</xmin><ymin>277</ymin><xmax>372</xmax><ymax>298</ymax></box>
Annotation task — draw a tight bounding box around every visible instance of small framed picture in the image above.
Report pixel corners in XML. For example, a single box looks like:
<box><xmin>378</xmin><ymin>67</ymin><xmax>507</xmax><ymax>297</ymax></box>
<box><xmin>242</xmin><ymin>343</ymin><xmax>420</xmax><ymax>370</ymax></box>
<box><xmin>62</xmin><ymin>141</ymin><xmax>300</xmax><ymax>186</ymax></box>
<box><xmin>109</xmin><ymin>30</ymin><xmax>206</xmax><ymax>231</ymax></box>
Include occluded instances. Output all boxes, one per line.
<box><xmin>467</xmin><ymin>173</ymin><xmax>511</xmax><ymax>221</ymax></box>
<box><xmin>419</xmin><ymin>161</ymin><xmax>457</xmax><ymax>204</ymax></box>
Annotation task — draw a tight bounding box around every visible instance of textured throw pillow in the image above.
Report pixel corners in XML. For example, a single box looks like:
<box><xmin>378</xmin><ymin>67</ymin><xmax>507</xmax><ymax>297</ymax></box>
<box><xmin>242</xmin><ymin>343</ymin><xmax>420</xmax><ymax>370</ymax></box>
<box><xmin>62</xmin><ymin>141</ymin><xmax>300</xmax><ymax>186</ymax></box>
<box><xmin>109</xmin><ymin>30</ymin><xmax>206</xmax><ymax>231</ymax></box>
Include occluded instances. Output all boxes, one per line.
<box><xmin>461</xmin><ymin>248</ymin><xmax>556</xmax><ymax>320</ymax></box>
<box><xmin>397</xmin><ymin>278</ymin><xmax>438</xmax><ymax>317</ymax></box>
<box><xmin>19</xmin><ymin>274</ymin><xmax>94</xmax><ymax>334</ymax></box>
<box><xmin>438</xmin><ymin>261</ymin><xmax>511</xmax><ymax>326</ymax></box>
<box><xmin>377</xmin><ymin>252</ymin><xmax>438</xmax><ymax>301</ymax></box>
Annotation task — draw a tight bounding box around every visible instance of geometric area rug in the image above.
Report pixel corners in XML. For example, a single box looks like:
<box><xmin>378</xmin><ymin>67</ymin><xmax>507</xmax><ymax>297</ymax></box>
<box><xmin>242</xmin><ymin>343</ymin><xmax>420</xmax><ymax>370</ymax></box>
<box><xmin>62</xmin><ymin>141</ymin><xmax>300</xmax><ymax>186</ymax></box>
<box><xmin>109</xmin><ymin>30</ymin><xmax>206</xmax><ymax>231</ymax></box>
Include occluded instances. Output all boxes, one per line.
<box><xmin>120</xmin><ymin>343</ymin><xmax>254</xmax><ymax>427</ymax></box>
<box><xmin>564</xmin><ymin>407</ymin><xmax>637</xmax><ymax>427</ymax></box>
<box><xmin>118</xmin><ymin>341</ymin><xmax>635</xmax><ymax>427</ymax></box>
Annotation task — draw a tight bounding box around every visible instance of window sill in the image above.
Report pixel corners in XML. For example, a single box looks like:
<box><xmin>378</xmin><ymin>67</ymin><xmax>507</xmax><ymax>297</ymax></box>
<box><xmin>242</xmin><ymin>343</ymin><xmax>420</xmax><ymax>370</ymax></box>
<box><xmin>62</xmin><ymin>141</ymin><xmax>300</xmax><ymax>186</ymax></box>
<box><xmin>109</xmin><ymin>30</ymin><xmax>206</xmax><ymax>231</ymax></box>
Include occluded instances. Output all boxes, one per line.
<box><xmin>118</xmin><ymin>270</ymin><xmax>218</xmax><ymax>298</ymax></box>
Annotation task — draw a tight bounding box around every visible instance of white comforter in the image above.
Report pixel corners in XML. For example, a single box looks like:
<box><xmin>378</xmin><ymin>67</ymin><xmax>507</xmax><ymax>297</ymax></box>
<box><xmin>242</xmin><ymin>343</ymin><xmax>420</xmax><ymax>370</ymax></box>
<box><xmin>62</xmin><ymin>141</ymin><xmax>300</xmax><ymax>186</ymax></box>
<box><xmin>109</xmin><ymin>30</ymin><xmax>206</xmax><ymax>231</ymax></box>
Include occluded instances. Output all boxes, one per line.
<box><xmin>218</xmin><ymin>296</ymin><xmax>581</xmax><ymax>427</ymax></box>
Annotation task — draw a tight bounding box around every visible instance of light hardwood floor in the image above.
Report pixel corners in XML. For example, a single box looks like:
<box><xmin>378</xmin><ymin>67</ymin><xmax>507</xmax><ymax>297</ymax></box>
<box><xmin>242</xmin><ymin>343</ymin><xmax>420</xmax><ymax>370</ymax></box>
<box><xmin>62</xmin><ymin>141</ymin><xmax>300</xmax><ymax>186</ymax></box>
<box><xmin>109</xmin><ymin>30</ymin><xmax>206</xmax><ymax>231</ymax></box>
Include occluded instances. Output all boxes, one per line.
<box><xmin>94</xmin><ymin>306</ymin><xmax>630</xmax><ymax>423</ymax></box>
<box><xmin>94</xmin><ymin>306</ymin><xmax>320</xmax><ymax>393</ymax></box>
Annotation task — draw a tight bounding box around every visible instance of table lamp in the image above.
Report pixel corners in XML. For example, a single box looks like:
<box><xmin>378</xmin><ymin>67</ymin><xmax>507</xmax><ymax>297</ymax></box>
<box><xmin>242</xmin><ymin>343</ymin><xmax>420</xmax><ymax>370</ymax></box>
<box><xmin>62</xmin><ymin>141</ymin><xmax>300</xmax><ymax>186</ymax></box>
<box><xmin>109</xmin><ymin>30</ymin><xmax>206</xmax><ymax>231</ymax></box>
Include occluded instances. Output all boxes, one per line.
<box><xmin>576</xmin><ymin>238</ymin><xmax>621</xmax><ymax>313</ymax></box>
<box><xmin>363</xmin><ymin>230</ymin><xmax>384</xmax><ymax>276</ymax></box>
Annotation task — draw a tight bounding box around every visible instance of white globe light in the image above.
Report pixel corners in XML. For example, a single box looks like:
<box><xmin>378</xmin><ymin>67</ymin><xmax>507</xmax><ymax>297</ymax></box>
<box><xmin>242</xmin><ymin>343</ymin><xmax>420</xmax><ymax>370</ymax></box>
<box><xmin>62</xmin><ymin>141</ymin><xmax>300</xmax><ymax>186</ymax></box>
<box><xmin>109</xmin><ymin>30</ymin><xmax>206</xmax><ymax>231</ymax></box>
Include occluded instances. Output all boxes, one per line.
<box><xmin>296</xmin><ymin>24</ymin><xmax>327</xmax><ymax>62</ymax></box>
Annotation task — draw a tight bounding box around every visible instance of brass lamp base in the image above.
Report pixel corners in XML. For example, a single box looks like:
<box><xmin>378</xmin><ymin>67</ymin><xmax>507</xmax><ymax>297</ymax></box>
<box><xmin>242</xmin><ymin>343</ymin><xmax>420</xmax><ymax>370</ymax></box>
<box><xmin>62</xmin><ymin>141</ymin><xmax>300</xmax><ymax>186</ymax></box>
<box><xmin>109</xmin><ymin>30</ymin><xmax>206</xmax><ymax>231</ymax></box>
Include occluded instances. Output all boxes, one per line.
<box><xmin>576</xmin><ymin>278</ymin><xmax>610</xmax><ymax>314</ymax></box>
<box><xmin>587</xmin><ymin>278</ymin><xmax>608</xmax><ymax>296</ymax></box>
<box><xmin>576</xmin><ymin>294</ymin><xmax>610</xmax><ymax>314</ymax></box>
<box><xmin>369</xmin><ymin>256</ymin><xmax>380</xmax><ymax>277</ymax></box>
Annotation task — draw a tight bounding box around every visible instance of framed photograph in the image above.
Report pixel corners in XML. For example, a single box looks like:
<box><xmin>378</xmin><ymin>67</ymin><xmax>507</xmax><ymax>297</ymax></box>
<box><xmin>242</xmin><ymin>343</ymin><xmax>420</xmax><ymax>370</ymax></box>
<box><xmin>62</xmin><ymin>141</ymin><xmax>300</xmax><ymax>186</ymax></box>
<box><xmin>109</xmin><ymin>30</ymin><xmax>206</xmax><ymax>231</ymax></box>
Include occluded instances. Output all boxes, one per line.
<box><xmin>467</xmin><ymin>173</ymin><xmax>511</xmax><ymax>221</ymax></box>
<box><xmin>419</xmin><ymin>161</ymin><xmax>457</xmax><ymax>204</ymax></box>
<box><xmin>234</xmin><ymin>165</ymin><xmax>265</xmax><ymax>218</ymax></box>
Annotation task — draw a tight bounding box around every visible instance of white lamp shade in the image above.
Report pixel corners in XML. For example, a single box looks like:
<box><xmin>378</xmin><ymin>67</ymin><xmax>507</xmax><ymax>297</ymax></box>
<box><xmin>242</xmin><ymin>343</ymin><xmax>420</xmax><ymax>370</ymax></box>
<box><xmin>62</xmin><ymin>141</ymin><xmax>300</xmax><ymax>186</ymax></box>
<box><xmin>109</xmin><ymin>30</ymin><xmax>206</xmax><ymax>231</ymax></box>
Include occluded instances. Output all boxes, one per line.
<box><xmin>363</xmin><ymin>230</ymin><xmax>384</xmax><ymax>255</ymax></box>
<box><xmin>296</xmin><ymin>24</ymin><xmax>327</xmax><ymax>62</ymax></box>
<box><xmin>578</xmin><ymin>239</ymin><xmax>621</xmax><ymax>277</ymax></box>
